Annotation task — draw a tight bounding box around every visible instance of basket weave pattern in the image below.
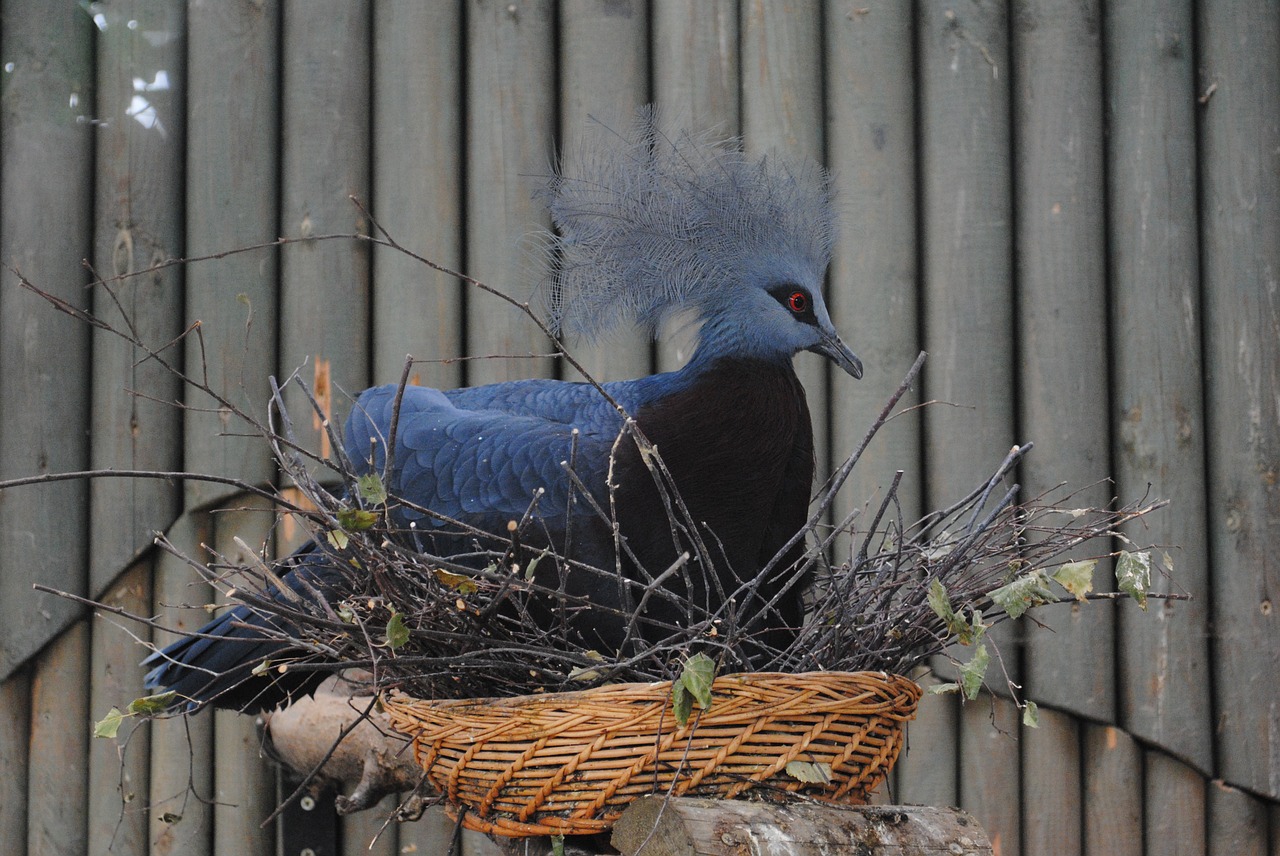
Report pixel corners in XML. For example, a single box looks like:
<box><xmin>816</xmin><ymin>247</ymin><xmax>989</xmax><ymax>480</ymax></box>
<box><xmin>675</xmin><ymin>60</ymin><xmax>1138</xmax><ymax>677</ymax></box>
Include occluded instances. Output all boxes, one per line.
<box><xmin>384</xmin><ymin>671</ymin><xmax>921</xmax><ymax>837</ymax></box>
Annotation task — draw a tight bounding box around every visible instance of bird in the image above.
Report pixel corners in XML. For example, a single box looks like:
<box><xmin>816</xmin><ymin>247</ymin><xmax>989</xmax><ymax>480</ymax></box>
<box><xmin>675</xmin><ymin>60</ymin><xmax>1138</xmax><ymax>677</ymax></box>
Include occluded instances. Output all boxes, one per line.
<box><xmin>143</xmin><ymin>111</ymin><xmax>862</xmax><ymax>712</ymax></box>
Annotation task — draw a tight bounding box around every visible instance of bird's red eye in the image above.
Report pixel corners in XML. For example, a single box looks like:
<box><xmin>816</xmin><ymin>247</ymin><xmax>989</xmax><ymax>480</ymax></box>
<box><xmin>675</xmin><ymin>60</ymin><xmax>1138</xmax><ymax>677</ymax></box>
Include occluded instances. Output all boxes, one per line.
<box><xmin>787</xmin><ymin>291</ymin><xmax>808</xmax><ymax>313</ymax></box>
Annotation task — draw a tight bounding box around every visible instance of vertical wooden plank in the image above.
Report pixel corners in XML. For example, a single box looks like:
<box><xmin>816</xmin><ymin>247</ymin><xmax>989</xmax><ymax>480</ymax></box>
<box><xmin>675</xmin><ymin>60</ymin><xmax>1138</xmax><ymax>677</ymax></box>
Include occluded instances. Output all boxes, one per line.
<box><xmin>397</xmin><ymin>806</ymin><xmax>461</xmax><ymax>856</ymax></box>
<box><xmin>1208</xmin><ymin>781</ymin><xmax>1269</xmax><ymax>856</ymax></box>
<box><xmin>1198</xmin><ymin>0</ymin><xmax>1280</xmax><ymax>802</ymax></box>
<box><xmin>958</xmin><ymin>695</ymin><xmax>1022</xmax><ymax>856</ymax></box>
<box><xmin>559</xmin><ymin>0</ymin><xmax>651</xmax><ymax>384</ymax></box>
<box><xmin>148</xmin><ymin>513</ymin><xmax>215</xmax><ymax>856</ymax></box>
<box><xmin>895</xmin><ymin>686</ymin><xmax>960</xmax><ymax>807</ymax></box>
<box><xmin>0</xmin><ymin>0</ymin><xmax>93</xmax><ymax>677</ymax></box>
<box><xmin>0</xmin><ymin>671</ymin><xmax>31</xmax><ymax>853</ymax></box>
<box><xmin>27</xmin><ymin>622</ymin><xmax>90</xmax><ymax>856</ymax></box>
<box><xmin>1083</xmin><ymin>725</ymin><xmax>1143</xmax><ymax>856</ymax></box>
<box><xmin>1023</xmin><ymin>707</ymin><xmax>1082</xmax><ymax>856</ymax></box>
<box><xmin>1105</xmin><ymin>0</ymin><xmax>1211</xmax><ymax>776</ymax></box>
<box><xmin>651</xmin><ymin>0</ymin><xmax>739</xmax><ymax>372</ymax></box>
<box><xmin>212</xmin><ymin>497</ymin><xmax>277</xmax><ymax>856</ymax></box>
<box><xmin>917</xmin><ymin>2</ymin><xmax>1020</xmax><ymax>830</ymax></box>
<box><xmin>464</xmin><ymin>0</ymin><xmax>556</xmax><ymax>387</ymax></box>
<box><xmin>185</xmin><ymin>0</ymin><xmax>280</xmax><ymax>511</ymax></box>
<box><xmin>371</xmin><ymin>0</ymin><xmax>464</xmax><ymax>390</ymax></box>
<box><xmin>88</xmin><ymin>563</ymin><xmax>153</xmax><ymax>856</ymax></box>
<box><xmin>1011</xmin><ymin>0</ymin><xmax>1113</xmax><ymax>720</ymax></box>
<box><xmin>341</xmin><ymin>798</ymin><xmax>398</xmax><ymax>856</ymax></box>
<box><xmin>741</xmin><ymin>0</ymin><xmax>830</xmax><ymax>479</ymax></box>
<box><xmin>90</xmin><ymin>0</ymin><xmax>186</xmax><ymax>594</ymax></box>
<box><xmin>825</xmin><ymin>2</ymin><xmax>922</xmax><ymax>523</ymax></box>
<box><xmin>1145</xmin><ymin>751</ymin><xmax>1205</xmax><ymax>856</ymax></box>
<box><xmin>279</xmin><ymin>0</ymin><xmax>371</xmax><ymax>457</ymax></box>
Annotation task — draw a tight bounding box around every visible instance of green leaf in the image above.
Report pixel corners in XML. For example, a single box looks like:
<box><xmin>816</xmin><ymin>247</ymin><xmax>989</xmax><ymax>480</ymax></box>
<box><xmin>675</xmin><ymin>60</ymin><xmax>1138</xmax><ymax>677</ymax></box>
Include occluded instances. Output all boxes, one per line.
<box><xmin>671</xmin><ymin>653</ymin><xmax>717</xmax><ymax>727</ymax></box>
<box><xmin>337</xmin><ymin>507</ymin><xmax>377</xmax><ymax>532</ymax></box>
<box><xmin>524</xmin><ymin>549</ymin><xmax>548</xmax><ymax>581</ymax></box>
<box><xmin>1116</xmin><ymin>550</ymin><xmax>1151</xmax><ymax>610</ymax></box>
<box><xmin>251</xmin><ymin>659</ymin><xmax>272</xmax><ymax>676</ymax></box>
<box><xmin>1052</xmin><ymin>559</ymin><xmax>1097</xmax><ymax>601</ymax></box>
<box><xmin>672</xmin><ymin>682</ymin><xmax>693</xmax><ymax>727</ymax></box>
<box><xmin>326</xmin><ymin>529</ymin><xmax>349</xmax><ymax>550</ymax></box>
<box><xmin>679</xmin><ymin>652</ymin><xmax>716</xmax><ymax>710</ymax></box>
<box><xmin>567</xmin><ymin>650</ymin><xmax>607</xmax><ymax>682</ymax></box>
<box><xmin>357</xmin><ymin>473</ymin><xmax>388</xmax><ymax>505</ymax></box>
<box><xmin>385</xmin><ymin>611</ymin><xmax>409</xmax><ymax>650</ymax></box>
<box><xmin>550</xmin><ymin>834</ymin><xmax>566</xmax><ymax>856</ymax></box>
<box><xmin>990</xmin><ymin>571</ymin><xmax>1055</xmax><ymax>620</ymax></box>
<box><xmin>785</xmin><ymin>760</ymin><xmax>833</xmax><ymax>784</ymax></box>
<box><xmin>94</xmin><ymin>707</ymin><xmax>126</xmax><ymax>739</ymax></box>
<box><xmin>126</xmin><ymin>691</ymin><xmax>177</xmax><ymax>716</ymax></box>
<box><xmin>927</xmin><ymin>682</ymin><xmax>961</xmax><ymax>696</ymax></box>
<box><xmin>959</xmin><ymin>643</ymin><xmax>989</xmax><ymax>700</ymax></box>
<box><xmin>1022</xmin><ymin>700</ymin><xmax>1040</xmax><ymax>728</ymax></box>
<box><xmin>927</xmin><ymin>578</ymin><xmax>982</xmax><ymax>644</ymax></box>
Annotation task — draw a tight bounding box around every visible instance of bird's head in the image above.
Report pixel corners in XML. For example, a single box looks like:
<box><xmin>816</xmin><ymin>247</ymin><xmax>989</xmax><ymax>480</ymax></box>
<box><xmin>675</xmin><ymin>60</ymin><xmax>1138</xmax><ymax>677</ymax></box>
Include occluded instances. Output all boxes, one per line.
<box><xmin>537</xmin><ymin>108</ymin><xmax>862</xmax><ymax>380</ymax></box>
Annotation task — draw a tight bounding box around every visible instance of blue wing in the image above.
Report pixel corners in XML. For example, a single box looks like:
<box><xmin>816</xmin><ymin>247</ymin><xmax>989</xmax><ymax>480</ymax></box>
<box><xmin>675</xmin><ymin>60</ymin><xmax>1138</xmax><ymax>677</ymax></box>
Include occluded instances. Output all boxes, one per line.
<box><xmin>343</xmin><ymin>382</ymin><xmax>627</xmax><ymax>534</ymax></box>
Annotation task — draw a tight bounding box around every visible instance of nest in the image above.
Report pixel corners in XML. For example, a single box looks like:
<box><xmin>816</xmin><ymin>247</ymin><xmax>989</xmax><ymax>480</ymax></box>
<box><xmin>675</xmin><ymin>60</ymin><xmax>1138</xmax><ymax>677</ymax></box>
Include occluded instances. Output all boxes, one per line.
<box><xmin>152</xmin><ymin>353</ymin><xmax>1166</xmax><ymax>708</ymax></box>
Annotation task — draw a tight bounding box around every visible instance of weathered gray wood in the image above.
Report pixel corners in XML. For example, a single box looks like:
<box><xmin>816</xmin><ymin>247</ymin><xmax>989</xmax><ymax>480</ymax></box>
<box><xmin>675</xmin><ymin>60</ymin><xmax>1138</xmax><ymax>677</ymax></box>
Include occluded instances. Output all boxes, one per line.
<box><xmin>1104</xmin><ymin>0</ymin><xmax>1211</xmax><ymax>776</ymax></box>
<box><xmin>212</xmin><ymin>497</ymin><xmax>277</xmax><ymax>856</ymax></box>
<box><xmin>27</xmin><ymin>621</ymin><xmax>90</xmax><ymax>856</ymax></box>
<box><xmin>279</xmin><ymin>0</ymin><xmax>372</xmax><ymax>459</ymax></box>
<box><xmin>89</xmin><ymin>0</ymin><xmax>186</xmax><ymax>595</ymax></box>
<box><xmin>341</xmin><ymin>796</ymin><xmax>399</xmax><ymax>856</ymax></box>
<box><xmin>148</xmin><ymin>511</ymin><xmax>215</xmax><ymax>856</ymax></box>
<box><xmin>651</xmin><ymin>0</ymin><xmax>739</xmax><ymax>374</ymax></box>
<box><xmin>0</xmin><ymin>0</ymin><xmax>94</xmax><ymax>679</ymax></box>
<box><xmin>1082</xmin><ymin>724</ymin><xmax>1142</xmax><ymax>856</ymax></box>
<box><xmin>88</xmin><ymin>562</ymin><xmax>152</xmax><ymax>856</ymax></box>
<box><xmin>397</xmin><ymin>806</ymin><xmax>461</xmax><ymax>856</ymax></box>
<box><xmin>464</xmin><ymin>0</ymin><xmax>556</xmax><ymax>387</ymax></box>
<box><xmin>1022</xmin><ymin>706</ymin><xmax>1081</xmax><ymax>855</ymax></box>
<box><xmin>184</xmin><ymin>0</ymin><xmax>281</xmax><ymax>511</ymax></box>
<box><xmin>1197</xmin><ymin>0</ymin><xmax>1280</xmax><ymax>801</ymax></box>
<box><xmin>894</xmin><ymin>676</ymin><xmax>959</xmax><ymax>808</ymax></box>
<box><xmin>0</xmin><ymin>671</ymin><xmax>31</xmax><ymax>853</ymax></box>
<box><xmin>959</xmin><ymin>694</ymin><xmax>1021</xmax><ymax>856</ymax></box>
<box><xmin>824</xmin><ymin>2</ymin><xmax>922</xmax><ymax>527</ymax></box>
<box><xmin>559</xmin><ymin>0</ymin><xmax>652</xmax><ymax>385</ymax></box>
<box><xmin>1144</xmin><ymin>750</ymin><xmax>1205</xmax><ymax>856</ymax></box>
<box><xmin>1208</xmin><ymin>780</ymin><xmax>1269</xmax><ymax>856</ymax></box>
<box><xmin>611</xmin><ymin>798</ymin><xmax>992</xmax><ymax>856</ymax></box>
<box><xmin>917</xmin><ymin>0</ymin><xmax>1020</xmax><ymax>697</ymax></box>
<box><xmin>1012</xmin><ymin>0</ymin><xmax>1114</xmax><ymax>721</ymax></box>
<box><xmin>371</xmin><ymin>0</ymin><xmax>464</xmax><ymax>391</ymax></box>
<box><xmin>742</xmin><ymin>0</ymin><xmax>831</xmax><ymax>481</ymax></box>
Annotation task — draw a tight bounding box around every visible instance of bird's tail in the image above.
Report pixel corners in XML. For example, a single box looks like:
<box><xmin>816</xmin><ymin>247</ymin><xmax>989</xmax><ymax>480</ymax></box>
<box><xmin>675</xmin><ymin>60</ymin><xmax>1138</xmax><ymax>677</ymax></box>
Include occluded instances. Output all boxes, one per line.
<box><xmin>141</xmin><ymin>541</ymin><xmax>346</xmax><ymax>713</ymax></box>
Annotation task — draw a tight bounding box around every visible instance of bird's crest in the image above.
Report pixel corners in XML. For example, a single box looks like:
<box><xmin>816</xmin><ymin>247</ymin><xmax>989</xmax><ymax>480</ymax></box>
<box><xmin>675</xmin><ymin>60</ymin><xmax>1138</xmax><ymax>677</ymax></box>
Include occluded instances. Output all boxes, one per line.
<box><xmin>536</xmin><ymin>108</ymin><xmax>837</xmax><ymax>344</ymax></box>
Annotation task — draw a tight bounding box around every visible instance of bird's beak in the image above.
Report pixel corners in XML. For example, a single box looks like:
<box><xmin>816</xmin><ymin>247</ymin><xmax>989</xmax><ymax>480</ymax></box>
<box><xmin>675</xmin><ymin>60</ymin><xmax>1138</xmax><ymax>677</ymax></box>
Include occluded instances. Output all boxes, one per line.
<box><xmin>808</xmin><ymin>332</ymin><xmax>863</xmax><ymax>379</ymax></box>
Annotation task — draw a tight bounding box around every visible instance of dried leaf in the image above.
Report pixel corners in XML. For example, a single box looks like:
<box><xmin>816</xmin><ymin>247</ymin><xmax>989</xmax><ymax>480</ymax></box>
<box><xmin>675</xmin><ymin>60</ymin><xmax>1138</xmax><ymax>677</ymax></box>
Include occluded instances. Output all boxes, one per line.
<box><xmin>337</xmin><ymin>507</ymin><xmax>377</xmax><ymax>532</ymax></box>
<box><xmin>927</xmin><ymin>682</ymin><xmax>961</xmax><ymax>696</ymax></box>
<box><xmin>785</xmin><ymin>760</ymin><xmax>833</xmax><ymax>784</ymax></box>
<box><xmin>433</xmin><ymin>568</ymin><xmax>478</xmax><ymax>595</ymax></box>
<box><xmin>127</xmin><ymin>691</ymin><xmax>177</xmax><ymax>716</ymax></box>
<box><xmin>1052</xmin><ymin>559</ymin><xmax>1097</xmax><ymax>601</ymax></box>
<box><xmin>326</xmin><ymin>529</ymin><xmax>349</xmax><ymax>550</ymax></box>
<box><xmin>1022</xmin><ymin>700</ymin><xmax>1040</xmax><ymax>728</ymax></box>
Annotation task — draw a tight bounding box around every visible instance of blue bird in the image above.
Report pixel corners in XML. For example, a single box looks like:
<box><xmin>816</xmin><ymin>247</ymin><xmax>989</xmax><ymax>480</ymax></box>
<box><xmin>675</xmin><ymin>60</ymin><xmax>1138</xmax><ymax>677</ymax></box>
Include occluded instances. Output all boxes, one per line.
<box><xmin>143</xmin><ymin>112</ymin><xmax>862</xmax><ymax>712</ymax></box>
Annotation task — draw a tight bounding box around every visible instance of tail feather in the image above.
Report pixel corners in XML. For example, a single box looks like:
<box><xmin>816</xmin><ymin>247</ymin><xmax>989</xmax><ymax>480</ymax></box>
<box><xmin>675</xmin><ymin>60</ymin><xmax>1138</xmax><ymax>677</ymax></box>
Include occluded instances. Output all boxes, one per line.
<box><xmin>142</xmin><ymin>542</ymin><xmax>347</xmax><ymax>713</ymax></box>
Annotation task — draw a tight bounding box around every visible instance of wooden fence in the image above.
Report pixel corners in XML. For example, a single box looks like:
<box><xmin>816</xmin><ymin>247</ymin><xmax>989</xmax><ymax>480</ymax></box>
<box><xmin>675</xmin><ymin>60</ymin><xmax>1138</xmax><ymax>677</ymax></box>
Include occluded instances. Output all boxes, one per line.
<box><xmin>0</xmin><ymin>1</ymin><xmax>1276</xmax><ymax>854</ymax></box>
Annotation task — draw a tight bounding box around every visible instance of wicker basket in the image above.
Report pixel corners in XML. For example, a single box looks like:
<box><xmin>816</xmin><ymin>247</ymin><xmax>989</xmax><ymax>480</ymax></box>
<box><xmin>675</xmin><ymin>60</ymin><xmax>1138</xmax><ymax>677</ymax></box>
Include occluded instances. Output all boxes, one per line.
<box><xmin>383</xmin><ymin>671</ymin><xmax>921</xmax><ymax>837</ymax></box>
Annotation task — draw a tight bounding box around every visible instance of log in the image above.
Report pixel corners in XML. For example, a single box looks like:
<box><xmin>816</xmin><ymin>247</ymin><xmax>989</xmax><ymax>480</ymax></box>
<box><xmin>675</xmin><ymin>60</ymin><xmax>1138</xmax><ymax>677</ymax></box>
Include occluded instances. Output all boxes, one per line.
<box><xmin>610</xmin><ymin>797</ymin><xmax>991</xmax><ymax>856</ymax></box>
